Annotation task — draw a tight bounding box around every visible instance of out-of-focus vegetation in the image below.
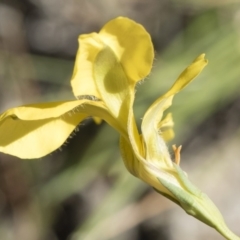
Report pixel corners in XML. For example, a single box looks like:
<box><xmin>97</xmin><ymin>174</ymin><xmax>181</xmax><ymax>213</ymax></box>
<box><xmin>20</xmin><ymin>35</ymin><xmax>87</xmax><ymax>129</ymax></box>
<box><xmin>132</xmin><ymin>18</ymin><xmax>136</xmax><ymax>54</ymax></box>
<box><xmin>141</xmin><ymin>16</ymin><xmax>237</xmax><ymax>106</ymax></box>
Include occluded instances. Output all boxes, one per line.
<box><xmin>0</xmin><ymin>1</ymin><xmax>240</xmax><ymax>240</ymax></box>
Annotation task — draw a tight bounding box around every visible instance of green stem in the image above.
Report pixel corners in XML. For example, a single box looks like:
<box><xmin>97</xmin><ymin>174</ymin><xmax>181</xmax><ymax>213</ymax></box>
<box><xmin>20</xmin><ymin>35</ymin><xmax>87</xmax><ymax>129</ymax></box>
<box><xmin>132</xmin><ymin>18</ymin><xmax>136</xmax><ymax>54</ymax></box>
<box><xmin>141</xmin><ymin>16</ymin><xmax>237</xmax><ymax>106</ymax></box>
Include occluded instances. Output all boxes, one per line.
<box><xmin>215</xmin><ymin>223</ymin><xmax>240</xmax><ymax>240</ymax></box>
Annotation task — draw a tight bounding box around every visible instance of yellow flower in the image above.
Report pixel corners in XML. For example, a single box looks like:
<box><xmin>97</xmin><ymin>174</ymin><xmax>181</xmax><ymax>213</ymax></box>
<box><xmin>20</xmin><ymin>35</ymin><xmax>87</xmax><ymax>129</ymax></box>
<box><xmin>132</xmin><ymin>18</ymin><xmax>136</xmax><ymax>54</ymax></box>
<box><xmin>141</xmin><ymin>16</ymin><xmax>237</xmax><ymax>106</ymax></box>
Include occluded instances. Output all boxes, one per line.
<box><xmin>0</xmin><ymin>17</ymin><xmax>239</xmax><ymax>239</ymax></box>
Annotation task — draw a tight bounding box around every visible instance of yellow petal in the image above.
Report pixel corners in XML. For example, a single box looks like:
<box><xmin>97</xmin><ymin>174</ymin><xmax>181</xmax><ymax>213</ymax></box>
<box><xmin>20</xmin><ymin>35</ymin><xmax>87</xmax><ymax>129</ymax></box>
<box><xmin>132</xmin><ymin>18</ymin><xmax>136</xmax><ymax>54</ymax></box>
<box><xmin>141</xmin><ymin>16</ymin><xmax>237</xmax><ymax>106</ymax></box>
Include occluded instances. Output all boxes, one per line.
<box><xmin>119</xmin><ymin>134</ymin><xmax>178</xmax><ymax>198</ymax></box>
<box><xmin>165</xmin><ymin>54</ymin><xmax>208</xmax><ymax>98</ymax></box>
<box><xmin>0</xmin><ymin>100</ymin><xmax>126</xmax><ymax>159</ymax></box>
<box><xmin>161</xmin><ymin>128</ymin><xmax>175</xmax><ymax>142</ymax></box>
<box><xmin>0</xmin><ymin>113</ymin><xmax>86</xmax><ymax>159</ymax></box>
<box><xmin>81</xmin><ymin>101</ymin><xmax>127</xmax><ymax>137</ymax></box>
<box><xmin>93</xmin><ymin>42</ymin><xmax>146</xmax><ymax>168</ymax></box>
<box><xmin>71</xmin><ymin>33</ymin><xmax>104</xmax><ymax>98</ymax></box>
<box><xmin>99</xmin><ymin>17</ymin><xmax>154</xmax><ymax>82</ymax></box>
<box><xmin>157</xmin><ymin>113</ymin><xmax>174</xmax><ymax>130</ymax></box>
<box><xmin>93</xmin><ymin>45</ymin><xmax>133</xmax><ymax>129</ymax></box>
<box><xmin>0</xmin><ymin>100</ymin><xmax>89</xmax><ymax>120</ymax></box>
<box><xmin>94</xmin><ymin>44</ymin><xmax>145</xmax><ymax>162</ymax></box>
<box><xmin>141</xmin><ymin>54</ymin><xmax>207</xmax><ymax>166</ymax></box>
<box><xmin>119</xmin><ymin>135</ymin><xmax>138</xmax><ymax>176</ymax></box>
<box><xmin>92</xmin><ymin>117</ymin><xmax>102</xmax><ymax>124</ymax></box>
<box><xmin>127</xmin><ymin>109</ymin><xmax>145</xmax><ymax>161</ymax></box>
<box><xmin>71</xmin><ymin>17</ymin><xmax>154</xmax><ymax>98</ymax></box>
<box><xmin>158</xmin><ymin>113</ymin><xmax>175</xmax><ymax>142</ymax></box>
<box><xmin>143</xmin><ymin>54</ymin><xmax>207</xmax><ymax>130</ymax></box>
<box><xmin>141</xmin><ymin>96</ymin><xmax>174</xmax><ymax>167</ymax></box>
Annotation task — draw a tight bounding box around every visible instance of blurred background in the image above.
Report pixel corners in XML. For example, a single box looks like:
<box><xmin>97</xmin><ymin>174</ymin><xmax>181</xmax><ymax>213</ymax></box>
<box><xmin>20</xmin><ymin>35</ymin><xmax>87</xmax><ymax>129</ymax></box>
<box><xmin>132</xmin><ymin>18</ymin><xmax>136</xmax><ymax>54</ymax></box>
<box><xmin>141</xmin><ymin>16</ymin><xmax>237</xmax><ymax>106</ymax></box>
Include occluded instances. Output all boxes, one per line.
<box><xmin>0</xmin><ymin>0</ymin><xmax>240</xmax><ymax>239</ymax></box>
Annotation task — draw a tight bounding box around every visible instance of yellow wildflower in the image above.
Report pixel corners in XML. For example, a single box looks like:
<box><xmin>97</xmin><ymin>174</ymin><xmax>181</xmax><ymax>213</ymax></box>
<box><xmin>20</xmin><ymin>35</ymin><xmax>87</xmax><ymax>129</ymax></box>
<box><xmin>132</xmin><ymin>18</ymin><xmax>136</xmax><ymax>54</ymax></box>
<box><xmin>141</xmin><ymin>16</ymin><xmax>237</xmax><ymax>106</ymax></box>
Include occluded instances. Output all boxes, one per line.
<box><xmin>0</xmin><ymin>17</ymin><xmax>239</xmax><ymax>239</ymax></box>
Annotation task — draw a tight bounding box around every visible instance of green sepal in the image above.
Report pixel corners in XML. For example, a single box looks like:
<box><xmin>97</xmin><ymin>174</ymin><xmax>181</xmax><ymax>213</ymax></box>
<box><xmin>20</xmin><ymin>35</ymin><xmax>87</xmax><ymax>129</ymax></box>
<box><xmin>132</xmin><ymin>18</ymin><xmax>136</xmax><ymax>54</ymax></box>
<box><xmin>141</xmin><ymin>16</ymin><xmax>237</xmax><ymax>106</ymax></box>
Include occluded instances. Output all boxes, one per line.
<box><xmin>153</xmin><ymin>187</ymin><xmax>181</xmax><ymax>207</ymax></box>
<box><xmin>157</xmin><ymin>163</ymin><xmax>240</xmax><ymax>240</ymax></box>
